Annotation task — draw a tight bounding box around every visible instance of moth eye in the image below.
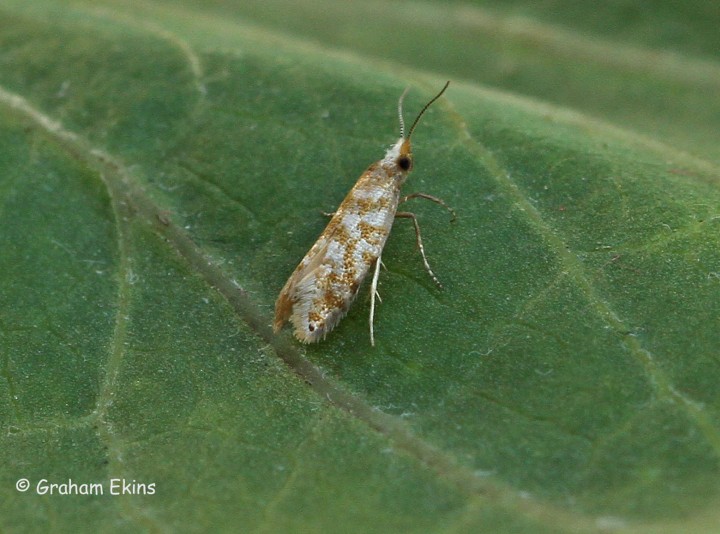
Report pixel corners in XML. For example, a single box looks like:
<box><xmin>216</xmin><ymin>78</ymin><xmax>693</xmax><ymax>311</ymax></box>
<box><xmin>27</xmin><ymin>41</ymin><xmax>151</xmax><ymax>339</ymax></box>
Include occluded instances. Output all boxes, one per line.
<box><xmin>308</xmin><ymin>323</ymin><xmax>315</xmax><ymax>332</ymax></box>
<box><xmin>398</xmin><ymin>155</ymin><xmax>412</xmax><ymax>171</ymax></box>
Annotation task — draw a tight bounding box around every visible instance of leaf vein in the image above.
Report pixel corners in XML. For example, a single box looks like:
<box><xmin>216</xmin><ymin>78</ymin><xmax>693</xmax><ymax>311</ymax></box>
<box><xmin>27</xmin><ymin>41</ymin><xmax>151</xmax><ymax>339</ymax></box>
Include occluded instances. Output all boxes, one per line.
<box><xmin>0</xmin><ymin>82</ymin><xmax>619</xmax><ymax>533</ymax></box>
<box><xmin>440</xmin><ymin>92</ymin><xmax>720</xmax><ymax>458</ymax></box>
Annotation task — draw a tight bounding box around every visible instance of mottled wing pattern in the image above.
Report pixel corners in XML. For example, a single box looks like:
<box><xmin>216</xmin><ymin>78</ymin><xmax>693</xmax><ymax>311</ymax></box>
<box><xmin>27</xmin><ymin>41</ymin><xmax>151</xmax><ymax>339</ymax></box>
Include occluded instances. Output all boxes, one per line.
<box><xmin>274</xmin><ymin>82</ymin><xmax>450</xmax><ymax>344</ymax></box>
<box><xmin>274</xmin><ymin>163</ymin><xmax>401</xmax><ymax>342</ymax></box>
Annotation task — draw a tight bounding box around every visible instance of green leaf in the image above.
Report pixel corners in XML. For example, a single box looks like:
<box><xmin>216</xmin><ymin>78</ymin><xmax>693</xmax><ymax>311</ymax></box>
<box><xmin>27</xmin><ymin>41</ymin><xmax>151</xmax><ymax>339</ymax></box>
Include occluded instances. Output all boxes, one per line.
<box><xmin>1</xmin><ymin>1</ymin><xmax>719</xmax><ymax>532</ymax></box>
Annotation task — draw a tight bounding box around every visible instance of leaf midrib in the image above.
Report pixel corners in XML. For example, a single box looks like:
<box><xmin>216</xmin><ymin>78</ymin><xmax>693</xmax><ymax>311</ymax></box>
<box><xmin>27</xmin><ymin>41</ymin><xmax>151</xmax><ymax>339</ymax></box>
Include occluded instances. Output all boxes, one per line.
<box><xmin>0</xmin><ymin>82</ymin><xmax>605</xmax><ymax>534</ymax></box>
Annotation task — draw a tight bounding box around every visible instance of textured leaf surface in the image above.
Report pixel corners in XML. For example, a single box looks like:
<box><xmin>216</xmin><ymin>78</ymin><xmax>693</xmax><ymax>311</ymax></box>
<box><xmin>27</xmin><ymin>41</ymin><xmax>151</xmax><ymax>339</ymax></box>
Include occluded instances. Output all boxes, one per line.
<box><xmin>0</xmin><ymin>1</ymin><xmax>719</xmax><ymax>532</ymax></box>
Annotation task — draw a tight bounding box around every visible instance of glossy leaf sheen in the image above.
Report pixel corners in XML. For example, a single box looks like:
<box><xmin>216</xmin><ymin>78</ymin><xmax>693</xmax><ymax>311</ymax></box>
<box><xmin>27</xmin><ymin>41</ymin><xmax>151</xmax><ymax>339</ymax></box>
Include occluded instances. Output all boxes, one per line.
<box><xmin>0</xmin><ymin>1</ymin><xmax>719</xmax><ymax>532</ymax></box>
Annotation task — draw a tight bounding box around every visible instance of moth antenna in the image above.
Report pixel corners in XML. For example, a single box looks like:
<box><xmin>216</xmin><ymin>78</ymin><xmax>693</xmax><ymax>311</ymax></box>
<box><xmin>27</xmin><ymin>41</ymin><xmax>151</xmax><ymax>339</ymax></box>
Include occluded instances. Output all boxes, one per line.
<box><xmin>407</xmin><ymin>81</ymin><xmax>450</xmax><ymax>140</ymax></box>
<box><xmin>398</xmin><ymin>86</ymin><xmax>410</xmax><ymax>138</ymax></box>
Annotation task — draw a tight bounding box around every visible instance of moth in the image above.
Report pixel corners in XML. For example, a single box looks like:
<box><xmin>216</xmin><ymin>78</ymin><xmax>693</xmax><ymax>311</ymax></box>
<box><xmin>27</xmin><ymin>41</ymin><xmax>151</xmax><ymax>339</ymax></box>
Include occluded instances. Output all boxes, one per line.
<box><xmin>274</xmin><ymin>81</ymin><xmax>454</xmax><ymax>345</ymax></box>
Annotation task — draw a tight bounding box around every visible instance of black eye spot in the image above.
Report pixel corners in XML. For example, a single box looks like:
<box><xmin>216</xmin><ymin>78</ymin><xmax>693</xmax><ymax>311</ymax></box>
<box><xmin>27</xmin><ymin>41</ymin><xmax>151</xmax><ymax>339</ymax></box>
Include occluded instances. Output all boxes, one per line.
<box><xmin>308</xmin><ymin>323</ymin><xmax>315</xmax><ymax>332</ymax></box>
<box><xmin>398</xmin><ymin>156</ymin><xmax>412</xmax><ymax>171</ymax></box>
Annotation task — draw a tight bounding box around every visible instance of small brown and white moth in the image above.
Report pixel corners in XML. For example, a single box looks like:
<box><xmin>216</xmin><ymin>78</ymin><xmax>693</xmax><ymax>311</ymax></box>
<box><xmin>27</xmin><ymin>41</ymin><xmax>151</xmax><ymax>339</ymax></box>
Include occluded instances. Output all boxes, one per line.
<box><xmin>274</xmin><ymin>81</ymin><xmax>454</xmax><ymax>345</ymax></box>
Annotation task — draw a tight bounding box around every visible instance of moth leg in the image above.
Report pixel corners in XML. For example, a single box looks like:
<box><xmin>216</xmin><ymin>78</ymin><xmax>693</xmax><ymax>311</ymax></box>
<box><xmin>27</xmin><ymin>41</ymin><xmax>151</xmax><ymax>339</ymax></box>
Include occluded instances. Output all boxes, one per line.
<box><xmin>395</xmin><ymin>211</ymin><xmax>443</xmax><ymax>288</ymax></box>
<box><xmin>320</xmin><ymin>210</ymin><xmax>336</xmax><ymax>217</ymax></box>
<box><xmin>369</xmin><ymin>254</ymin><xmax>383</xmax><ymax>347</ymax></box>
<box><xmin>399</xmin><ymin>192</ymin><xmax>456</xmax><ymax>222</ymax></box>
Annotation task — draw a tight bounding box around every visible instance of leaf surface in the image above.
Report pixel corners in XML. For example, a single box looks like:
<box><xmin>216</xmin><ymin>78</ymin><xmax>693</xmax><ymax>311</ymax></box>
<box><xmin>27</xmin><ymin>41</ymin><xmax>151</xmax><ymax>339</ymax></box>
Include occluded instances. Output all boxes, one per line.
<box><xmin>0</xmin><ymin>1</ymin><xmax>719</xmax><ymax>532</ymax></box>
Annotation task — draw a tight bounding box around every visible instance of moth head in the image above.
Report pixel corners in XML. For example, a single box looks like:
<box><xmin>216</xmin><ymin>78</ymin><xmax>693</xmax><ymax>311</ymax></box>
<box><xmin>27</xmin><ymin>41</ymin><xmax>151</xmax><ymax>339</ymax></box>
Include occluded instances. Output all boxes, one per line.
<box><xmin>397</xmin><ymin>139</ymin><xmax>413</xmax><ymax>172</ymax></box>
<box><xmin>395</xmin><ymin>80</ymin><xmax>450</xmax><ymax>173</ymax></box>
